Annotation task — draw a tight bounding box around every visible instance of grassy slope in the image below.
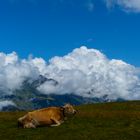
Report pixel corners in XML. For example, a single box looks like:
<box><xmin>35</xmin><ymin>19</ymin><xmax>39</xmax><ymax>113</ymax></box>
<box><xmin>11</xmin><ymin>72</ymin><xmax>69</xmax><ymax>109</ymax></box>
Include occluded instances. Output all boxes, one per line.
<box><xmin>0</xmin><ymin>101</ymin><xmax>140</xmax><ymax>140</ymax></box>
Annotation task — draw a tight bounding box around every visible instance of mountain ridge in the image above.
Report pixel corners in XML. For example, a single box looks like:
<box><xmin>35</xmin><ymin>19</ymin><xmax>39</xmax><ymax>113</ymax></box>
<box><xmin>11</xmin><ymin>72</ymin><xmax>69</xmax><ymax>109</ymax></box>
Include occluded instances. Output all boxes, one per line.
<box><xmin>0</xmin><ymin>75</ymin><xmax>125</xmax><ymax>111</ymax></box>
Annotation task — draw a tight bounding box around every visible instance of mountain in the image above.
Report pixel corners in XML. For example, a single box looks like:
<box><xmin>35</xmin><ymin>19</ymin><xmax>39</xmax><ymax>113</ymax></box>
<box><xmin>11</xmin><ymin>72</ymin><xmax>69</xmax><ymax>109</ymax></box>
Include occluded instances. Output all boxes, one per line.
<box><xmin>0</xmin><ymin>75</ymin><xmax>125</xmax><ymax>111</ymax></box>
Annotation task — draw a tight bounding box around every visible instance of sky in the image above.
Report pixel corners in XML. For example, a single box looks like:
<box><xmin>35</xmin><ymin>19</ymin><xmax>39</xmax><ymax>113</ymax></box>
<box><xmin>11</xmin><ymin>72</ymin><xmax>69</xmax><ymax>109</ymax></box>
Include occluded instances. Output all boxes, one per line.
<box><xmin>0</xmin><ymin>0</ymin><xmax>140</xmax><ymax>66</ymax></box>
<box><xmin>0</xmin><ymin>0</ymin><xmax>140</xmax><ymax>108</ymax></box>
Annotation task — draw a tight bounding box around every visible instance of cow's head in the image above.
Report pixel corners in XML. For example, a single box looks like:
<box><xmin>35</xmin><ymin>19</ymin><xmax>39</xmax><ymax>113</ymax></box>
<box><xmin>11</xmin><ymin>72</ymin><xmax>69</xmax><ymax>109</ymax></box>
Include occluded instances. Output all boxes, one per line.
<box><xmin>63</xmin><ymin>104</ymin><xmax>77</xmax><ymax>116</ymax></box>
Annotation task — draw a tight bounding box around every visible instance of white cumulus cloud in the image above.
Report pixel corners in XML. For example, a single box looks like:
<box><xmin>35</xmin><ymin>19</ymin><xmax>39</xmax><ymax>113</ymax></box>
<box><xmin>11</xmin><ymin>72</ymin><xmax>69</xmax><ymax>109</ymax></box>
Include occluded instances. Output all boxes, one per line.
<box><xmin>38</xmin><ymin>46</ymin><xmax>140</xmax><ymax>100</ymax></box>
<box><xmin>0</xmin><ymin>52</ymin><xmax>47</xmax><ymax>94</ymax></box>
<box><xmin>105</xmin><ymin>0</ymin><xmax>140</xmax><ymax>12</ymax></box>
<box><xmin>0</xmin><ymin>47</ymin><xmax>140</xmax><ymax>101</ymax></box>
<box><xmin>0</xmin><ymin>100</ymin><xmax>16</xmax><ymax>110</ymax></box>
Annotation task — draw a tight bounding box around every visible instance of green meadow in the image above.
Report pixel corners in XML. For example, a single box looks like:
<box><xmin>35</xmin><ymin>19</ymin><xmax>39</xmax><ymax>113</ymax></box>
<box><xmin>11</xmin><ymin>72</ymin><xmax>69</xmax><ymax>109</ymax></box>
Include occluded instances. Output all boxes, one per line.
<box><xmin>0</xmin><ymin>101</ymin><xmax>140</xmax><ymax>140</ymax></box>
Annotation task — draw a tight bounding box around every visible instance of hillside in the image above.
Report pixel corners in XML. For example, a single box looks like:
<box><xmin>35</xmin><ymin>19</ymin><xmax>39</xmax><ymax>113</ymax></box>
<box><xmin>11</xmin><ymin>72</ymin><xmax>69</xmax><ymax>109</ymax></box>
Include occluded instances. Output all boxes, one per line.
<box><xmin>0</xmin><ymin>101</ymin><xmax>140</xmax><ymax>140</ymax></box>
<box><xmin>0</xmin><ymin>75</ymin><xmax>125</xmax><ymax>111</ymax></box>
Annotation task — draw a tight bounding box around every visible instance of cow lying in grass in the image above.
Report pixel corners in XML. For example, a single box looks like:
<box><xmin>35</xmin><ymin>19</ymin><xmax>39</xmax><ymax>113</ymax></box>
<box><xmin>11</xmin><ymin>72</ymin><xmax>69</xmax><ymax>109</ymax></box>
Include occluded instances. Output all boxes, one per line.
<box><xmin>18</xmin><ymin>104</ymin><xmax>77</xmax><ymax>128</ymax></box>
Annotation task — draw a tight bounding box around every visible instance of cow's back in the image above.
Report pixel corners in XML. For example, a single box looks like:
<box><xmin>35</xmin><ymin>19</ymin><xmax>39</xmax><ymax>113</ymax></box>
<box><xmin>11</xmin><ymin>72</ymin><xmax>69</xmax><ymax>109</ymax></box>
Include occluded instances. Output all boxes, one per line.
<box><xmin>29</xmin><ymin>107</ymin><xmax>62</xmax><ymax>125</ymax></box>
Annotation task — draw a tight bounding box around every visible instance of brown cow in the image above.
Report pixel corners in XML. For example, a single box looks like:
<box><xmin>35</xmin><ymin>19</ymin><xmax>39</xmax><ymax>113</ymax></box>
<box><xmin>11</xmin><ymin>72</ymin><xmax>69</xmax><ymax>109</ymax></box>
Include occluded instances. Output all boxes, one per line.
<box><xmin>18</xmin><ymin>104</ymin><xmax>77</xmax><ymax>128</ymax></box>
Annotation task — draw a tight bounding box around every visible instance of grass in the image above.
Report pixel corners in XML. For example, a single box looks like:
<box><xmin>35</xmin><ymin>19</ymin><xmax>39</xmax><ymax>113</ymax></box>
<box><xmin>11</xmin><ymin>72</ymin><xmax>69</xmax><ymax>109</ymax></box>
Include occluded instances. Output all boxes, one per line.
<box><xmin>0</xmin><ymin>101</ymin><xmax>140</xmax><ymax>140</ymax></box>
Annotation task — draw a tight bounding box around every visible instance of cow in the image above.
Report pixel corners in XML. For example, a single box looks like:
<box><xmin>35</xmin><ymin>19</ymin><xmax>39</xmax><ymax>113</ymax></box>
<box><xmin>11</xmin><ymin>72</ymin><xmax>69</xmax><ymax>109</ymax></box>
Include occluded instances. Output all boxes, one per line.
<box><xmin>17</xmin><ymin>104</ymin><xmax>77</xmax><ymax>128</ymax></box>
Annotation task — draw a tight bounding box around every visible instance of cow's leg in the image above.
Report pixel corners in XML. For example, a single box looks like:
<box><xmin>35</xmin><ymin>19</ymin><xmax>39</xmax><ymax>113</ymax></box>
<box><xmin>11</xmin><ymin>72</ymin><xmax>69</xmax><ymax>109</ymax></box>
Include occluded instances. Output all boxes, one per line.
<box><xmin>18</xmin><ymin>118</ymin><xmax>23</xmax><ymax>128</ymax></box>
<box><xmin>18</xmin><ymin>115</ymin><xmax>28</xmax><ymax>128</ymax></box>
<box><xmin>24</xmin><ymin>122</ymin><xmax>36</xmax><ymax>128</ymax></box>
<box><xmin>31</xmin><ymin>118</ymin><xmax>39</xmax><ymax>127</ymax></box>
<box><xmin>50</xmin><ymin>119</ymin><xmax>61</xmax><ymax>127</ymax></box>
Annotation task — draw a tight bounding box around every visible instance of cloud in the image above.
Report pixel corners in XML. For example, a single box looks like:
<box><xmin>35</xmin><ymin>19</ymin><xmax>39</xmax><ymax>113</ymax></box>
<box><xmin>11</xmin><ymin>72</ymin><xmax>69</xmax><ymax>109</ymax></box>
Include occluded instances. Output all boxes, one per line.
<box><xmin>104</xmin><ymin>0</ymin><xmax>140</xmax><ymax>13</ymax></box>
<box><xmin>0</xmin><ymin>47</ymin><xmax>140</xmax><ymax>101</ymax></box>
<box><xmin>0</xmin><ymin>100</ymin><xmax>16</xmax><ymax>110</ymax></box>
<box><xmin>0</xmin><ymin>52</ymin><xmax>47</xmax><ymax>95</ymax></box>
<box><xmin>38</xmin><ymin>46</ymin><xmax>140</xmax><ymax>100</ymax></box>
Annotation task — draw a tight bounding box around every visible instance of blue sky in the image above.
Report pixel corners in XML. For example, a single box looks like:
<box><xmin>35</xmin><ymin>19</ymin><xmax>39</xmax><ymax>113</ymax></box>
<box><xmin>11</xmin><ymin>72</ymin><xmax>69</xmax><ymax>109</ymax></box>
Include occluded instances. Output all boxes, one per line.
<box><xmin>0</xmin><ymin>0</ymin><xmax>140</xmax><ymax>66</ymax></box>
